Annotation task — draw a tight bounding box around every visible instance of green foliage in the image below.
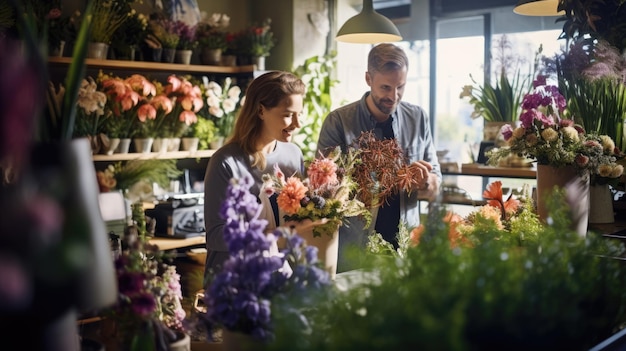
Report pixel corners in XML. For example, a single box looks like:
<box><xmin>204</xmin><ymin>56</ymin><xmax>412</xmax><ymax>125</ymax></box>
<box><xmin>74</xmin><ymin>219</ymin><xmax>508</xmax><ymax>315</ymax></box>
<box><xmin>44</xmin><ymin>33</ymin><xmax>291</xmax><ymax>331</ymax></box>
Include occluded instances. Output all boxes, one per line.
<box><xmin>291</xmin><ymin>52</ymin><xmax>338</xmax><ymax>162</ymax></box>
<box><xmin>192</xmin><ymin>116</ymin><xmax>217</xmax><ymax>150</ymax></box>
<box><xmin>113</xmin><ymin>159</ymin><xmax>182</xmax><ymax>191</ymax></box>
<box><xmin>562</xmin><ymin>76</ymin><xmax>626</xmax><ymax>151</ymax></box>
<box><xmin>266</xmin><ymin>192</ymin><xmax>626</xmax><ymax>351</ymax></box>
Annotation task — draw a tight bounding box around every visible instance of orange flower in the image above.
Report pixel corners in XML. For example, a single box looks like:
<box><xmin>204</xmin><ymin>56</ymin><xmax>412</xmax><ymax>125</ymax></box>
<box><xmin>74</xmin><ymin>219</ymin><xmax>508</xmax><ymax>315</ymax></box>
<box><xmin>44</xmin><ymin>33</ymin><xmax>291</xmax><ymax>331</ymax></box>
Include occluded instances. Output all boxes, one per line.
<box><xmin>307</xmin><ymin>158</ymin><xmax>338</xmax><ymax>189</ymax></box>
<box><xmin>276</xmin><ymin>177</ymin><xmax>308</xmax><ymax>214</ymax></box>
<box><xmin>482</xmin><ymin>181</ymin><xmax>519</xmax><ymax>220</ymax></box>
<box><xmin>409</xmin><ymin>225</ymin><xmax>424</xmax><ymax>246</ymax></box>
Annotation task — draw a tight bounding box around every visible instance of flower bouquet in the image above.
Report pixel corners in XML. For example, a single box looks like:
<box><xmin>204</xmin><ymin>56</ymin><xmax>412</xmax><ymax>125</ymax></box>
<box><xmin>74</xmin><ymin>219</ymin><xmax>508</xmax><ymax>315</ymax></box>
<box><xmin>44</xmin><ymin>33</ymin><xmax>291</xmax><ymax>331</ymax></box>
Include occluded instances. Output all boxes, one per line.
<box><xmin>202</xmin><ymin>175</ymin><xmax>333</xmax><ymax>342</ymax></box>
<box><xmin>263</xmin><ymin>146</ymin><xmax>371</xmax><ymax>238</ymax></box>
<box><xmin>487</xmin><ymin>75</ymin><xmax>623</xmax><ymax>181</ymax></box>
<box><xmin>349</xmin><ymin>130</ymin><xmax>424</xmax><ymax>209</ymax></box>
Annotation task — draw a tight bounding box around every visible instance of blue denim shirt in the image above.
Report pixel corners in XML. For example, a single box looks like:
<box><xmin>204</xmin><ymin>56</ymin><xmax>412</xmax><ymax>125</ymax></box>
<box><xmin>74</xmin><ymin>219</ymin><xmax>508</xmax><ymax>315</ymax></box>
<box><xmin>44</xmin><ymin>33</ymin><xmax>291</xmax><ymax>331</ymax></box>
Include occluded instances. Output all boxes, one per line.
<box><xmin>316</xmin><ymin>92</ymin><xmax>441</xmax><ymax>270</ymax></box>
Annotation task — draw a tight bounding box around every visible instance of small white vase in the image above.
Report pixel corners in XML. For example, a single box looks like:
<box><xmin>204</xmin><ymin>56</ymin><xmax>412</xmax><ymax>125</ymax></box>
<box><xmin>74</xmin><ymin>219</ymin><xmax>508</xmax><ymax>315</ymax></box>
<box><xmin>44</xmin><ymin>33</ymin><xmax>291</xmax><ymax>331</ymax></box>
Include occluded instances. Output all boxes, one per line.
<box><xmin>210</xmin><ymin>136</ymin><xmax>225</xmax><ymax>150</ymax></box>
<box><xmin>152</xmin><ymin>138</ymin><xmax>169</xmax><ymax>154</ymax></box>
<box><xmin>181</xmin><ymin>137</ymin><xmax>199</xmax><ymax>152</ymax></box>
<box><xmin>116</xmin><ymin>138</ymin><xmax>131</xmax><ymax>154</ymax></box>
<box><xmin>167</xmin><ymin>137</ymin><xmax>181</xmax><ymax>152</ymax></box>
<box><xmin>103</xmin><ymin>137</ymin><xmax>121</xmax><ymax>155</ymax></box>
<box><xmin>252</xmin><ymin>56</ymin><xmax>266</xmax><ymax>71</ymax></box>
<box><xmin>133</xmin><ymin>138</ymin><xmax>154</xmax><ymax>154</ymax></box>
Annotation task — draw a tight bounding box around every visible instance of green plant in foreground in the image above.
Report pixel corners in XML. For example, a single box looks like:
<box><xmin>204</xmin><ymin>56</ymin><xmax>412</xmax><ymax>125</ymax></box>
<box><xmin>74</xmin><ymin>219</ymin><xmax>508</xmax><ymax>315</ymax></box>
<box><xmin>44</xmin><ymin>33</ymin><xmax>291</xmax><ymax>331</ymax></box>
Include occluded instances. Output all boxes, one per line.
<box><xmin>266</xmin><ymin>189</ymin><xmax>626</xmax><ymax>351</ymax></box>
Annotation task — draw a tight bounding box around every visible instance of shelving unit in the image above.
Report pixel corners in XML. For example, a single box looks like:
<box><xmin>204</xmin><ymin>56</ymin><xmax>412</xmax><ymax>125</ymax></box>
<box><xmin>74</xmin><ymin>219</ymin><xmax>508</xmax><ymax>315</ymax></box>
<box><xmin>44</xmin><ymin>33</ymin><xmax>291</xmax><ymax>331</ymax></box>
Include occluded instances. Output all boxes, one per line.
<box><xmin>92</xmin><ymin>149</ymin><xmax>216</xmax><ymax>162</ymax></box>
<box><xmin>48</xmin><ymin>57</ymin><xmax>255</xmax><ymax>75</ymax></box>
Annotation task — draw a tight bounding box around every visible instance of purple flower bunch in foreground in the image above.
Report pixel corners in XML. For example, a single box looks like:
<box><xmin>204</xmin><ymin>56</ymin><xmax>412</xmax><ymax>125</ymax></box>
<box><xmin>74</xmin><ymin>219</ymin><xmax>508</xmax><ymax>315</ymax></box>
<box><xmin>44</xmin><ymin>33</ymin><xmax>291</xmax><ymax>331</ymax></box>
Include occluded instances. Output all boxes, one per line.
<box><xmin>204</xmin><ymin>175</ymin><xmax>332</xmax><ymax>341</ymax></box>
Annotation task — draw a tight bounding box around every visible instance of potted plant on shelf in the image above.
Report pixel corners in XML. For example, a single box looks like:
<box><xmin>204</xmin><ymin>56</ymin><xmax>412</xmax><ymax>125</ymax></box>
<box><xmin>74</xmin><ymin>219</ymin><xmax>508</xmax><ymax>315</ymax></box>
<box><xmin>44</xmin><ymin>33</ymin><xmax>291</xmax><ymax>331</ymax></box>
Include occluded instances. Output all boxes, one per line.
<box><xmin>110</xmin><ymin>8</ymin><xmax>148</xmax><ymax>61</ymax></box>
<box><xmin>146</xmin><ymin>16</ymin><xmax>180</xmax><ymax>63</ymax></box>
<box><xmin>86</xmin><ymin>0</ymin><xmax>131</xmax><ymax>59</ymax></box>
<box><xmin>459</xmin><ymin>35</ymin><xmax>534</xmax><ymax>143</ymax></box>
<box><xmin>195</xmin><ymin>13</ymin><xmax>231</xmax><ymax>66</ymax></box>
<box><xmin>239</xmin><ymin>18</ymin><xmax>275</xmax><ymax>70</ymax></box>
<box><xmin>172</xmin><ymin>20</ymin><xmax>196</xmax><ymax>64</ymax></box>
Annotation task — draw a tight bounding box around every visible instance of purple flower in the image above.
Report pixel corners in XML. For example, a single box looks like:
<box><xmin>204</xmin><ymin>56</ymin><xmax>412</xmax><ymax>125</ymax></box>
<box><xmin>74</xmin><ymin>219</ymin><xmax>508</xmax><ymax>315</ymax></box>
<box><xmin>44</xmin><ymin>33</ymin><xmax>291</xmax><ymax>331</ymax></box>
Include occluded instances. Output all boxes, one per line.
<box><xmin>204</xmin><ymin>175</ymin><xmax>332</xmax><ymax>341</ymax></box>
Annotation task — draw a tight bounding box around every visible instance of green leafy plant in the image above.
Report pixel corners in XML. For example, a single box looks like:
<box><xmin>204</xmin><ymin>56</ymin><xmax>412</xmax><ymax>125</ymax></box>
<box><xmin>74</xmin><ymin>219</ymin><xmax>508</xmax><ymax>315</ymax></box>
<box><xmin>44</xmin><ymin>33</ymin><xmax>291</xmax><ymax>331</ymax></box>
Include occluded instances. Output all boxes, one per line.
<box><xmin>267</xmin><ymin>189</ymin><xmax>626</xmax><ymax>351</ymax></box>
<box><xmin>190</xmin><ymin>117</ymin><xmax>217</xmax><ymax>150</ymax></box>
<box><xmin>97</xmin><ymin>159</ymin><xmax>182</xmax><ymax>192</ymax></box>
<box><xmin>291</xmin><ymin>52</ymin><xmax>338</xmax><ymax>162</ymax></box>
<box><xmin>557</xmin><ymin>0</ymin><xmax>626</xmax><ymax>52</ymax></box>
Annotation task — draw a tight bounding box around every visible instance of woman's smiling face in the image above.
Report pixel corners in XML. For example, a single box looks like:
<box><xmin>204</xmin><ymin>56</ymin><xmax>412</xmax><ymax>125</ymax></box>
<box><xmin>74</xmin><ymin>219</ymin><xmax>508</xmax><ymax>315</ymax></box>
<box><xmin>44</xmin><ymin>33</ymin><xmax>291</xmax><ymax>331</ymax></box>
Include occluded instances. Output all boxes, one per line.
<box><xmin>260</xmin><ymin>94</ymin><xmax>304</xmax><ymax>143</ymax></box>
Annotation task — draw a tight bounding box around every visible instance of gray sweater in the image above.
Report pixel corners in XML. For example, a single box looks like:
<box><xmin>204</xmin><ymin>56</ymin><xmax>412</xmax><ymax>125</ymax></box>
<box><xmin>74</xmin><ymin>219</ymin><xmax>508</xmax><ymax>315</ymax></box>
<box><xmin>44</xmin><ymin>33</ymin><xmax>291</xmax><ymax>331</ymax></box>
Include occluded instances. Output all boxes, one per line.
<box><xmin>203</xmin><ymin>141</ymin><xmax>304</xmax><ymax>279</ymax></box>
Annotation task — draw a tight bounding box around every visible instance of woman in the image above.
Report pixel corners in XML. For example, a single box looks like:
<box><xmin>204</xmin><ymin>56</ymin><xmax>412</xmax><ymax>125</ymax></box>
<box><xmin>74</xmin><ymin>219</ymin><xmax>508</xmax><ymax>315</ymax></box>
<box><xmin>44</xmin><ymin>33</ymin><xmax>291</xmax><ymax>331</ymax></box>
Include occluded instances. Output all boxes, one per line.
<box><xmin>203</xmin><ymin>71</ymin><xmax>321</xmax><ymax>282</ymax></box>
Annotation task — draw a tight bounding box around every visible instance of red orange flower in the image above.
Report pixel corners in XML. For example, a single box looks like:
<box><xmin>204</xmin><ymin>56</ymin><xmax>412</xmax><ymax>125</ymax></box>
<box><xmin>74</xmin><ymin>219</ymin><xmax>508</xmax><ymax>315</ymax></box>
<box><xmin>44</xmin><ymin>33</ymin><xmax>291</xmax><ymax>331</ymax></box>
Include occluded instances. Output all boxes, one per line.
<box><xmin>276</xmin><ymin>177</ymin><xmax>308</xmax><ymax>215</ymax></box>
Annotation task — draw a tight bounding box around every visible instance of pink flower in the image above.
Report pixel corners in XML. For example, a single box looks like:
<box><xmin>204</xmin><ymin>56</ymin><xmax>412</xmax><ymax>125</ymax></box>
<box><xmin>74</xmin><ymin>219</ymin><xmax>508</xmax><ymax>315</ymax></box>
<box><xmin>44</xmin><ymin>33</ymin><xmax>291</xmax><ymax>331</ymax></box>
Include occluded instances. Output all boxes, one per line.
<box><xmin>307</xmin><ymin>158</ymin><xmax>339</xmax><ymax>189</ymax></box>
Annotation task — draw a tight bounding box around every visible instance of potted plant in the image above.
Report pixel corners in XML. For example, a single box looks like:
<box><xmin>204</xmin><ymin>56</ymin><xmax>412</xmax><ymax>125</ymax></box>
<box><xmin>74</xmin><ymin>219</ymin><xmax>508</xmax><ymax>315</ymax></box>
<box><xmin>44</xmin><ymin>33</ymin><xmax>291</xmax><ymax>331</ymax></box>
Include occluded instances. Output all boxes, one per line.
<box><xmin>172</xmin><ymin>20</ymin><xmax>196</xmax><ymax>64</ymax></box>
<box><xmin>87</xmin><ymin>0</ymin><xmax>131</xmax><ymax>59</ymax></box>
<box><xmin>110</xmin><ymin>9</ymin><xmax>148</xmax><ymax>60</ymax></box>
<box><xmin>239</xmin><ymin>18</ymin><xmax>276</xmax><ymax>69</ymax></box>
<box><xmin>195</xmin><ymin>13</ymin><xmax>231</xmax><ymax>65</ymax></box>
<box><xmin>459</xmin><ymin>35</ymin><xmax>534</xmax><ymax>142</ymax></box>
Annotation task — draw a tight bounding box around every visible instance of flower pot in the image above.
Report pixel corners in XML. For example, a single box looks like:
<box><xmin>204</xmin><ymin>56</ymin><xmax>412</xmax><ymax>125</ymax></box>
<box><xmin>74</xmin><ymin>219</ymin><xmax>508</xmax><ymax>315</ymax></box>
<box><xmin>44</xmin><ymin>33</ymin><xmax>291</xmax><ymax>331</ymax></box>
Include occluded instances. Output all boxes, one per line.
<box><xmin>210</xmin><ymin>136</ymin><xmax>225</xmax><ymax>149</ymax></box>
<box><xmin>483</xmin><ymin>121</ymin><xmax>507</xmax><ymax>142</ymax></box>
<box><xmin>87</xmin><ymin>42</ymin><xmax>109</xmax><ymax>60</ymax></box>
<box><xmin>152</xmin><ymin>138</ymin><xmax>169</xmax><ymax>154</ymax></box>
<box><xmin>168</xmin><ymin>137</ymin><xmax>181</xmax><ymax>152</ymax></box>
<box><xmin>535</xmin><ymin>164</ymin><xmax>589</xmax><ymax>236</ymax></box>
<box><xmin>49</xmin><ymin>40</ymin><xmax>65</xmax><ymax>57</ymax></box>
<box><xmin>142</xmin><ymin>47</ymin><xmax>162</xmax><ymax>62</ymax></box>
<box><xmin>181</xmin><ymin>137</ymin><xmax>199</xmax><ymax>152</ymax></box>
<box><xmin>133</xmin><ymin>138</ymin><xmax>154</xmax><ymax>154</ymax></box>
<box><xmin>221</xmin><ymin>54</ymin><xmax>237</xmax><ymax>66</ymax></box>
<box><xmin>162</xmin><ymin>48</ymin><xmax>176</xmax><ymax>63</ymax></box>
<box><xmin>116</xmin><ymin>138</ymin><xmax>132</xmax><ymax>154</ymax></box>
<box><xmin>588</xmin><ymin>184</ymin><xmax>614</xmax><ymax>224</ymax></box>
<box><xmin>201</xmin><ymin>48</ymin><xmax>222</xmax><ymax>65</ymax></box>
<box><xmin>103</xmin><ymin>137</ymin><xmax>121</xmax><ymax>155</ymax></box>
<box><xmin>252</xmin><ymin>56</ymin><xmax>265</xmax><ymax>71</ymax></box>
<box><xmin>175</xmin><ymin>49</ymin><xmax>193</xmax><ymax>65</ymax></box>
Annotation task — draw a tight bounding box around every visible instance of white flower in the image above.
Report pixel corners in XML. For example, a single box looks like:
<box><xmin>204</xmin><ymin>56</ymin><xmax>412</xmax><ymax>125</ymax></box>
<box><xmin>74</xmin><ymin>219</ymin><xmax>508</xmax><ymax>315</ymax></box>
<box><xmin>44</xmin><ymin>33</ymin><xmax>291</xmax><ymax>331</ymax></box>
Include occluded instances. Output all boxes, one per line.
<box><xmin>227</xmin><ymin>86</ymin><xmax>241</xmax><ymax>101</ymax></box>
<box><xmin>222</xmin><ymin>98</ymin><xmax>237</xmax><ymax>114</ymax></box>
<box><xmin>209</xmin><ymin>105</ymin><xmax>224</xmax><ymax>118</ymax></box>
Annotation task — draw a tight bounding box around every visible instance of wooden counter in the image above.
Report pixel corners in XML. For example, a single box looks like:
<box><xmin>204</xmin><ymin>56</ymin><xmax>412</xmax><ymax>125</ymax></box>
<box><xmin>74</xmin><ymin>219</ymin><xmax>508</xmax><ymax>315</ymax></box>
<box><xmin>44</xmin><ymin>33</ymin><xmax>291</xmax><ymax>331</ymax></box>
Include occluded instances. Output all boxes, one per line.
<box><xmin>148</xmin><ymin>235</ymin><xmax>205</xmax><ymax>251</ymax></box>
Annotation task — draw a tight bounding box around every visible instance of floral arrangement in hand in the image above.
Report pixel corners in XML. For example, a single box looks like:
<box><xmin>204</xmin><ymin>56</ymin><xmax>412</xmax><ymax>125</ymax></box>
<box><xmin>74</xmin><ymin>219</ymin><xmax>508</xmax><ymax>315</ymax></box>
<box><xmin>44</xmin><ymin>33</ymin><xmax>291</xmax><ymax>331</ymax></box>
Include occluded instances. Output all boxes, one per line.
<box><xmin>202</xmin><ymin>175</ymin><xmax>333</xmax><ymax>341</ymax></box>
<box><xmin>349</xmin><ymin>130</ymin><xmax>423</xmax><ymax>209</ymax></box>
<box><xmin>262</xmin><ymin>147</ymin><xmax>371</xmax><ymax>238</ymax></box>
<box><xmin>202</xmin><ymin>76</ymin><xmax>242</xmax><ymax>139</ymax></box>
<box><xmin>487</xmin><ymin>75</ymin><xmax>624</xmax><ymax>184</ymax></box>
<box><xmin>104</xmin><ymin>228</ymin><xmax>187</xmax><ymax>350</ymax></box>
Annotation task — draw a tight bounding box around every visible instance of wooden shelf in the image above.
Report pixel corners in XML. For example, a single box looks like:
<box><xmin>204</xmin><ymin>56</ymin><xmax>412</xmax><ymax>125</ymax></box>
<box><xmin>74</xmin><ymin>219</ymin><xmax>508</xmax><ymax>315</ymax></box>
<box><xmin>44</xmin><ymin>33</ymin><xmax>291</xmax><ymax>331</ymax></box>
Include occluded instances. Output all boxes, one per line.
<box><xmin>48</xmin><ymin>56</ymin><xmax>255</xmax><ymax>75</ymax></box>
<box><xmin>92</xmin><ymin>149</ymin><xmax>215</xmax><ymax>162</ymax></box>
<box><xmin>454</xmin><ymin>163</ymin><xmax>537</xmax><ymax>179</ymax></box>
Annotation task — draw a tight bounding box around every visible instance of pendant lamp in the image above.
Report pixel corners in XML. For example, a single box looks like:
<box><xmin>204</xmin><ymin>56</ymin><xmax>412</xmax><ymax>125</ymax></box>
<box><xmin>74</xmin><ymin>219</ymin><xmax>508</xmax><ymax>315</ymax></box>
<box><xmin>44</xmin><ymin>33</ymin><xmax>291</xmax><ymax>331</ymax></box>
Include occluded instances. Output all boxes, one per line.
<box><xmin>513</xmin><ymin>0</ymin><xmax>564</xmax><ymax>16</ymax></box>
<box><xmin>336</xmin><ymin>0</ymin><xmax>402</xmax><ymax>43</ymax></box>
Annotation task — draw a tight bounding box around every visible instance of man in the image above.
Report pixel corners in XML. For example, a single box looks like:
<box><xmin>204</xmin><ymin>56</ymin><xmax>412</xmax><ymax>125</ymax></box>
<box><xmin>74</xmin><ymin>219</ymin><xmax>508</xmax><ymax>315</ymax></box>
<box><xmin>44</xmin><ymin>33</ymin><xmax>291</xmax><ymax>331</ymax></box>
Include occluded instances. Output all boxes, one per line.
<box><xmin>316</xmin><ymin>43</ymin><xmax>441</xmax><ymax>272</ymax></box>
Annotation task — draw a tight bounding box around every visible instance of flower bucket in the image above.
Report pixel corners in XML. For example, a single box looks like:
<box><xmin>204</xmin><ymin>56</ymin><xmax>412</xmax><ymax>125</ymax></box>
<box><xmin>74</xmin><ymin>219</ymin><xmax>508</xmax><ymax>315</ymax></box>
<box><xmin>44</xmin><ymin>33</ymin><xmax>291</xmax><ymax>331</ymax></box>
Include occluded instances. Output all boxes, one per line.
<box><xmin>181</xmin><ymin>137</ymin><xmax>199</xmax><ymax>152</ymax></box>
<box><xmin>134</xmin><ymin>137</ymin><xmax>154</xmax><ymax>154</ymax></box>
<box><xmin>87</xmin><ymin>42</ymin><xmax>109</xmax><ymax>60</ymax></box>
<box><xmin>116</xmin><ymin>138</ymin><xmax>132</xmax><ymax>154</ymax></box>
<box><xmin>535</xmin><ymin>164</ymin><xmax>589</xmax><ymax>236</ymax></box>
